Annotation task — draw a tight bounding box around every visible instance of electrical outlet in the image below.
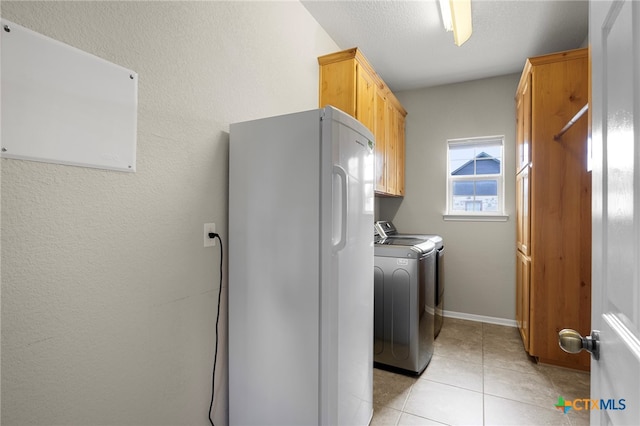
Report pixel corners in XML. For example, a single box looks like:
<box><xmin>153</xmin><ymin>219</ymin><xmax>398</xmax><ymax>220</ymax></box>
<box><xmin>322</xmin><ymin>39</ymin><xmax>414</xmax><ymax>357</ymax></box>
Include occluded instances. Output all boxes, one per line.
<box><xmin>204</xmin><ymin>223</ymin><xmax>216</xmax><ymax>247</ymax></box>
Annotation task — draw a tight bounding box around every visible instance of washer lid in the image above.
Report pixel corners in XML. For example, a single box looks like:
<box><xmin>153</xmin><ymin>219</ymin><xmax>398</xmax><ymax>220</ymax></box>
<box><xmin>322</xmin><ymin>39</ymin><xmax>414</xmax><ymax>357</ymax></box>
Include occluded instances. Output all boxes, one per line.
<box><xmin>376</xmin><ymin>237</ymin><xmax>426</xmax><ymax>246</ymax></box>
<box><xmin>375</xmin><ymin>238</ymin><xmax>435</xmax><ymax>256</ymax></box>
<box><xmin>390</xmin><ymin>233</ymin><xmax>443</xmax><ymax>250</ymax></box>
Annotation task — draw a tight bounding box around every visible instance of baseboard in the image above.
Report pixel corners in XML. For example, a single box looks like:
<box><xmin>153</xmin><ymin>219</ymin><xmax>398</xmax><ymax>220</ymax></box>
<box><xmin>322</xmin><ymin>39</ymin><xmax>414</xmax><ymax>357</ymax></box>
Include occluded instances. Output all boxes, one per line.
<box><xmin>443</xmin><ymin>310</ymin><xmax>517</xmax><ymax>328</ymax></box>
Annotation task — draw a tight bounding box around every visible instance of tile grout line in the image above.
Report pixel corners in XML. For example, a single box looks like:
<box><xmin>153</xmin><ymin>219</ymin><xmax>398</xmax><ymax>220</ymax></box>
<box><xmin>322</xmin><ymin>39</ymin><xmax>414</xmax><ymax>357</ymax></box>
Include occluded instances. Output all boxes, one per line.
<box><xmin>399</xmin><ymin>376</ymin><xmax>414</xmax><ymax>415</ymax></box>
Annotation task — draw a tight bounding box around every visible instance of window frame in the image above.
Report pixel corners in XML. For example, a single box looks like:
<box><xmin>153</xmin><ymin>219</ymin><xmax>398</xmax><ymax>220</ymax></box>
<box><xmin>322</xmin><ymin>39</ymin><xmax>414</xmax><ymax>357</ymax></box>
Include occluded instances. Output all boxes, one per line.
<box><xmin>444</xmin><ymin>135</ymin><xmax>509</xmax><ymax>222</ymax></box>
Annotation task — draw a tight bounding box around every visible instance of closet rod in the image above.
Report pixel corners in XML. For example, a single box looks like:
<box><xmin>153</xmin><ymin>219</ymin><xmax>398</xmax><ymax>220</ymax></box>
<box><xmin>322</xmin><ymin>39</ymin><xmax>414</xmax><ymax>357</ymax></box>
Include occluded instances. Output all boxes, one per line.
<box><xmin>554</xmin><ymin>103</ymin><xmax>589</xmax><ymax>141</ymax></box>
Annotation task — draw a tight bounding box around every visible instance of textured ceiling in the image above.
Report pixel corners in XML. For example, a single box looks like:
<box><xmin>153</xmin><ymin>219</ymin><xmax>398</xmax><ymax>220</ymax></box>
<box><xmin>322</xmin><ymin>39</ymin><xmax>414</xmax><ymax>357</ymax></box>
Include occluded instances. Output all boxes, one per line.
<box><xmin>302</xmin><ymin>0</ymin><xmax>589</xmax><ymax>91</ymax></box>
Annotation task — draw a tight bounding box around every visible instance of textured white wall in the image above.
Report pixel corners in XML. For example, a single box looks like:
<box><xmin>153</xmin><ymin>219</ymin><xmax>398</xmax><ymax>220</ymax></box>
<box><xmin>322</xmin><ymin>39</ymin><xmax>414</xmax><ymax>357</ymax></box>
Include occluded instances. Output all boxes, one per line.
<box><xmin>378</xmin><ymin>74</ymin><xmax>521</xmax><ymax>321</ymax></box>
<box><xmin>0</xmin><ymin>2</ymin><xmax>338</xmax><ymax>425</ymax></box>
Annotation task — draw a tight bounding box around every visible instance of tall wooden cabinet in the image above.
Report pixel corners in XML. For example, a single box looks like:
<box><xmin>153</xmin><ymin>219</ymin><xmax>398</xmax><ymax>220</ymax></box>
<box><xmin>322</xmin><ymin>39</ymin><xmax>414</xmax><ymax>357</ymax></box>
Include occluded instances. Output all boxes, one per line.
<box><xmin>318</xmin><ymin>48</ymin><xmax>406</xmax><ymax>196</ymax></box>
<box><xmin>515</xmin><ymin>48</ymin><xmax>591</xmax><ymax>370</ymax></box>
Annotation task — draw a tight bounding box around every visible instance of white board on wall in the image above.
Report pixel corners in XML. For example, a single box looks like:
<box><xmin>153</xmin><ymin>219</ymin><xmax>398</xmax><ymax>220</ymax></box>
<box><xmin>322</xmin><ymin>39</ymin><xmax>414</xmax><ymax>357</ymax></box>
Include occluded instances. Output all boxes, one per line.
<box><xmin>0</xmin><ymin>19</ymin><xmax>138</xmax><ymax>172</ymax></box>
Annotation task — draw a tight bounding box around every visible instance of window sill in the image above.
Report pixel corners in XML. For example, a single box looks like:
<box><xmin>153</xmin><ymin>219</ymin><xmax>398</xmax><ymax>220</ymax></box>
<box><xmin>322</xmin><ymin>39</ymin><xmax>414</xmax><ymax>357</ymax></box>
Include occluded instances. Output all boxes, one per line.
<box><xmin>443</xmin><ymin>213</ymin><xmax>509</xmax><ymax>222</ymax></box>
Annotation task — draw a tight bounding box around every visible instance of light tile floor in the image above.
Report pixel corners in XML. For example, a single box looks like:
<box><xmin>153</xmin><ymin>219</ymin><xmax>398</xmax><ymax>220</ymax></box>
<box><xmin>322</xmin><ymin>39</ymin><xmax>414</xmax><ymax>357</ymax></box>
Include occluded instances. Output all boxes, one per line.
<box><xmin>371</xmin><ymin>318</ymin><xmax>590</xmax><ymax>426</ymax></box>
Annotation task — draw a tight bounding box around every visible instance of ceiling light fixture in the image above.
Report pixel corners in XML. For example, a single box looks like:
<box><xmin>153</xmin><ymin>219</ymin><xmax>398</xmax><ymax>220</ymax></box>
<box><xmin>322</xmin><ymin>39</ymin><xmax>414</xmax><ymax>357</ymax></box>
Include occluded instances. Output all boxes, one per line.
<box><xmin>439</xmin><ymin>0</ymin><xmax>473</xmax><ymax>46</ymax></box>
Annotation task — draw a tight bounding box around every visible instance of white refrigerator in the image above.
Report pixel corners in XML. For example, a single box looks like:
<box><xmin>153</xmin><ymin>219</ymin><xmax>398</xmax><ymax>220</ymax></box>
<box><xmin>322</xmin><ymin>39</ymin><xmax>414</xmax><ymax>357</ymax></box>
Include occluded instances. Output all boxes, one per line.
<box><xmin>229</xmin><ymin>106</ymin><xmax>374</xmax><ymax>426</ymax></box>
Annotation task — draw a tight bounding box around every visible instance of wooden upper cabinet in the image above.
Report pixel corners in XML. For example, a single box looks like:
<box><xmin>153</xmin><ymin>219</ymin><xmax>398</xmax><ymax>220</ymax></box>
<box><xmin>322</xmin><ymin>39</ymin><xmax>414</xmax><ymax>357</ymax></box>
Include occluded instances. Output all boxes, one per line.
<box><xmin>318</xmin><ymin>48</ymin><xmax>406</xmax><ymax>197</ymax></box>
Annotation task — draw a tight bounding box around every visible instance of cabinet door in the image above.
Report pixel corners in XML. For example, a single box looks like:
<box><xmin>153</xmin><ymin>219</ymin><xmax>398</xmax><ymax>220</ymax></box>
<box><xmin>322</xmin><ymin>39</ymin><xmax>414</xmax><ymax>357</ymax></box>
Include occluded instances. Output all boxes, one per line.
<box><xmin>355</xmin><ymin>64</ymin><xmax>375</xmax><ymax>134</ymax></box>
<box><xmin>516</xmin><ymin>250</ymin><xmax>530</xmax><ymax>351</ymax></box>
<box><xmin>385</xmin><ymin>102</ymin><xmax>398</xmax><ymax>195</ymax></box>
<box><xmin>516</xmin><ymin>73</ymin><xmax>531</xmax><ymax>172</ymax></box>
<box><xmin>516</xmin><ymin>92</ymin><xmax>524</xmax><ymax>169</ymax></box>
<box><xmin>516</xmin><ymin>166</ymin><xmax>530</xmax><ymax>255</ymax></box>
<box><xmin>374</xmin><ymin>90</ymin><xmax>387</xmax><ymax>193</ymax></box>
<box><xmin>395</xmin><ymin>110</ymin><xmax>406</xmax><ymax>196</ymax></box>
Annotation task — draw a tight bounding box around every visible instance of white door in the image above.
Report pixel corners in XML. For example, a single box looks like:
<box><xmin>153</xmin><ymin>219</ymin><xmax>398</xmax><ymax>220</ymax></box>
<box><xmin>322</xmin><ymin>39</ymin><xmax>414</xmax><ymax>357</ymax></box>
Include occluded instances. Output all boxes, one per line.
<box><xmin>590</xmin><ymin>0</ymin><xmax>640</xmax><ymax>423</ymax></box>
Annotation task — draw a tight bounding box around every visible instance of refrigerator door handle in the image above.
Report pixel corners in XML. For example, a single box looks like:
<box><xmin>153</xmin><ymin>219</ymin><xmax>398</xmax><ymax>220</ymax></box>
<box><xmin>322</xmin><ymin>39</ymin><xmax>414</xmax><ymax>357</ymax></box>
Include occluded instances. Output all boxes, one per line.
<box><xmin>332</xmin><ymin>165</ymin><xmax>348</xmax><ymax>252</ymax></box>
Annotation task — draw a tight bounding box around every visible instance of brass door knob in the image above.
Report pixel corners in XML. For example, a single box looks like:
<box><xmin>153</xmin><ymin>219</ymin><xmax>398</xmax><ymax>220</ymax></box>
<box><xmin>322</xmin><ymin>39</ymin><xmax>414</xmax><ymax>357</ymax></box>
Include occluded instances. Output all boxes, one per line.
<box><xmin>558</xmin><ymin>328</ymin><xmax>600</xmax><ymax>360</ymax></box>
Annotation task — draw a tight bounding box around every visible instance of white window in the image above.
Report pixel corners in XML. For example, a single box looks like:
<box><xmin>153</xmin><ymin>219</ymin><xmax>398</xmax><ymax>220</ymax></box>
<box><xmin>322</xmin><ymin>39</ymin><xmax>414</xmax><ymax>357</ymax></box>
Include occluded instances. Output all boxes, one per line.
<box><xmin>445</xmin><ymin>136</ymin><xmax>507</xmax><ymax>221</ymax></box>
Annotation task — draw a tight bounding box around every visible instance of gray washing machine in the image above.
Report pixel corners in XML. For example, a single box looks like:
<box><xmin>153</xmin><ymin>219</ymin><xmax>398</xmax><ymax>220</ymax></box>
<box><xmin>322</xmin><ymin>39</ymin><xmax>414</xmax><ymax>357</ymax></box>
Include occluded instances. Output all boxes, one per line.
<box><xmin>374</xmin><ymin>227</ymin><xmax>435</xmax><ymax>375</ymax></box>
<box><xmin>376</xmin><ymin>221</ymin><xmax>445</xmax><ymax>338</ymax></box>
